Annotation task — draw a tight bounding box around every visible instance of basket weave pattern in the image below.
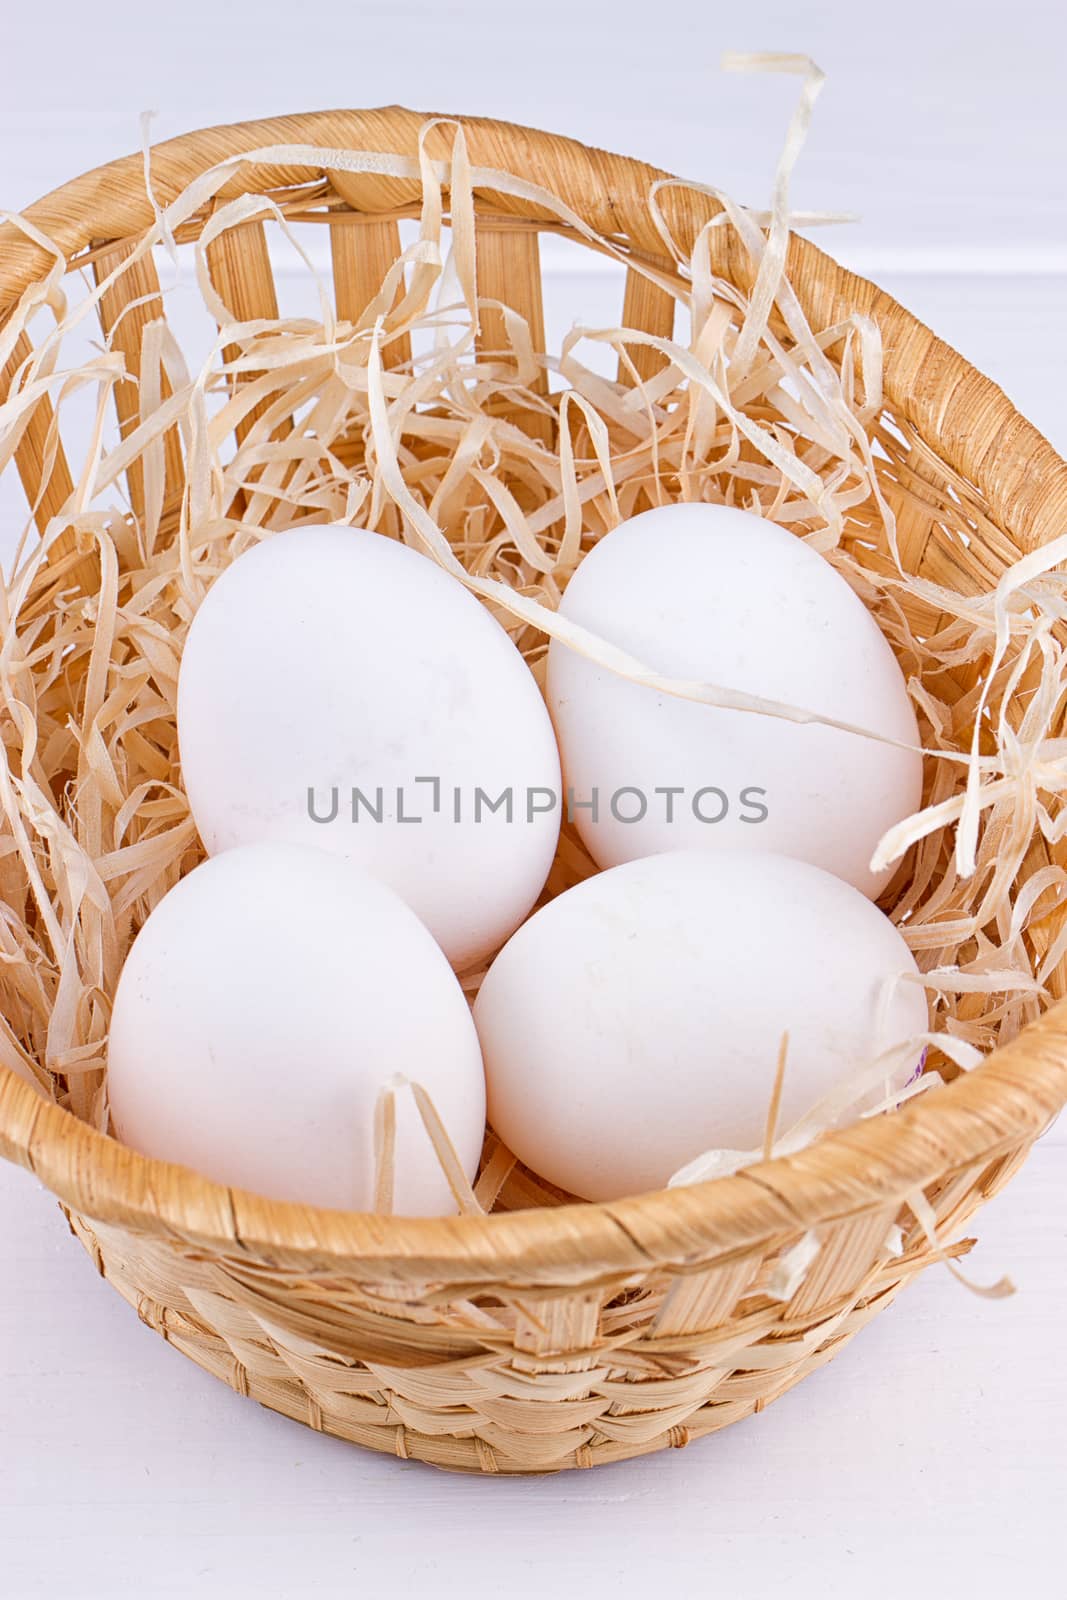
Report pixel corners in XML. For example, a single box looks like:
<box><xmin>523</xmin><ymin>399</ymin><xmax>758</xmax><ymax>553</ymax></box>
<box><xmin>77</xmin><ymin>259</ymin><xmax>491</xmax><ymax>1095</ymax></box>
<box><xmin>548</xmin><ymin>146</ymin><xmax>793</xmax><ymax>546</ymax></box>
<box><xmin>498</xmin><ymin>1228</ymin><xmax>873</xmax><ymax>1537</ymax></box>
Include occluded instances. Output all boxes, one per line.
<box><xmin>2</xmin><ymin>109</ymin><xmax>1067</xmax><ymax>1475</ymax></box>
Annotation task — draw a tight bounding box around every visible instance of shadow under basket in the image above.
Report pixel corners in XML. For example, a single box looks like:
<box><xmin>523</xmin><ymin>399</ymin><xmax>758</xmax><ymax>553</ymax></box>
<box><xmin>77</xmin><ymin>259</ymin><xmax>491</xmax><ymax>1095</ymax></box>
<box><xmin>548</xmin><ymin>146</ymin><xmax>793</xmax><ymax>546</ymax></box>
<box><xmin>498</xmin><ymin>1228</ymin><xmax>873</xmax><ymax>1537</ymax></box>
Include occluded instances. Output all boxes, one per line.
<box><xmin>2</xmin><ymin>108</ymin><xmax>1067</xmax><ymax>1476</ymax></box>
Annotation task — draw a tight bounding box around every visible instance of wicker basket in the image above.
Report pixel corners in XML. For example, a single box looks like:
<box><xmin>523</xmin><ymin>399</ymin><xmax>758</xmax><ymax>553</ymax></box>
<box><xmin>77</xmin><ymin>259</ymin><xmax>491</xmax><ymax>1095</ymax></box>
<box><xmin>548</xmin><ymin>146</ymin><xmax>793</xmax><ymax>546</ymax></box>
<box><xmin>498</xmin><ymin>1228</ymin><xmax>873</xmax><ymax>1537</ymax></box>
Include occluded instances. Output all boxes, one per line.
<box><xmin>2</xmin><ymin>108</ymin><xmax>1067</xmax><ymax>1477</ymax></box>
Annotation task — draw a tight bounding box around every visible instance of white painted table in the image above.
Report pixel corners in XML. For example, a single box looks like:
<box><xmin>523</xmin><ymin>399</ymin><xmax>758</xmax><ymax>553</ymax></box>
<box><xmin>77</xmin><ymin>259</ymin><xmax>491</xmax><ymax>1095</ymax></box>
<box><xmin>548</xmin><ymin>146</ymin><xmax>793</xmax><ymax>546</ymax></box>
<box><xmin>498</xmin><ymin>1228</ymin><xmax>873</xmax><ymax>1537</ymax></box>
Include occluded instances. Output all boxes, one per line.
<box><xmin>2</xmin><ymin>1</ymin><xmax>1065</xmax><ymax>1593</ymax></box>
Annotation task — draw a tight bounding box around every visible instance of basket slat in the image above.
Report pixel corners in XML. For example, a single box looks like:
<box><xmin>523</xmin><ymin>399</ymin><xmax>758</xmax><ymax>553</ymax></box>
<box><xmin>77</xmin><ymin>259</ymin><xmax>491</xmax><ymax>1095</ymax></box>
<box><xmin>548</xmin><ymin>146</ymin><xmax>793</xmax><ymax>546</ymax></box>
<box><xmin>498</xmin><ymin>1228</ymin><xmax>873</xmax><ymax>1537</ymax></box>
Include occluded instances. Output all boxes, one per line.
<box><xmin>474</xmin><ymin>220</ymin><xmax>552</xmax><ymax>446</ymax></box>
<box><xmin>92</xmin><ymin>239</ymin><xmax>184</xmax><ymax>521</ymax></box>
<box><xmin>329</xmin><ymin>215</ymin><xmax>411</xmax><ymax>369</ymax></box>
<box><xmin>618</xmin><ymin>268</ymin><xmax>676</xmax><ymax>385</ymax></box>
<box><xmin>653</xmin><ymin>1257</ymin><xmax>761</xmax><ymax>1336</ymax></box>
<box><xmin>204</xmin><ymin>217</ymin><xmax>289</xmax><ymax>448</ymax></box>
<box><xmin>785</xmin><ymin>1205</ymin><xmax>900</xmax><ymax>1318</ymax></box>
<box><xmin>1</xmin><ymin>330</ymin><xmax>75</xmax><ymax>535</ymax></box>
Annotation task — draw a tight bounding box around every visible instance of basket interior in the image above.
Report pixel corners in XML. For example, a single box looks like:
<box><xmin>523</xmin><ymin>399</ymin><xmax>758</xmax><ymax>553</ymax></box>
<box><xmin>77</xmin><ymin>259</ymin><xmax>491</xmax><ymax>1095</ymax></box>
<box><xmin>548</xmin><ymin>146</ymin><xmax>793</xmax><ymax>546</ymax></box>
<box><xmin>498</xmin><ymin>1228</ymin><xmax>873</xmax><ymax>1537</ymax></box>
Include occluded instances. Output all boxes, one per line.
<box><xmin>1</xmin><ymin>117</ymin><xmax>1065</xmax><ymax>1226</ymax></box>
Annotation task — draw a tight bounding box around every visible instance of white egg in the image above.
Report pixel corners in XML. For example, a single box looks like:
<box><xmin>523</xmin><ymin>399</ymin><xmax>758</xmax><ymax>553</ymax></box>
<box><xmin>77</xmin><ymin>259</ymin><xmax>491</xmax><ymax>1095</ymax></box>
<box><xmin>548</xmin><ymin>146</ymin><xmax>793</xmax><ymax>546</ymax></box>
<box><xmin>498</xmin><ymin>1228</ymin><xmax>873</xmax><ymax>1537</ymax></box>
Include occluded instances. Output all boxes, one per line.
<box><xmin>178</xmin><ymin>525</ymin><xmax>561</xmax><ymax>968</ymax></box>
<box><xmin>474</xmin><ymin>850</ymin><xmax>928</xmax><ymax>1202</ymax></box>
<box><xmin>547</xmin><ymin>502</ymin><xmax>922</xmax><ymax>897</ymax></box>
<box><xmin>107</xmin><ymin>843</ymin><xmax>486</xmax><ymax>1215</ymax></box>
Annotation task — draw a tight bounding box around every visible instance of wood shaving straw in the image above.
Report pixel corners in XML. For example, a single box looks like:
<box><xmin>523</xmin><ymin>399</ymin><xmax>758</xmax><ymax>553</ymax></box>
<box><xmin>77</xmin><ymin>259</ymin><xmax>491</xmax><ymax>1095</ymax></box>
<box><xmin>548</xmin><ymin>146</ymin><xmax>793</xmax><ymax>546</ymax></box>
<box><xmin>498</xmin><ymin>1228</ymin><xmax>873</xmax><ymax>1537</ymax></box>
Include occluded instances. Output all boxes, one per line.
<box><xmin>1</xmin><ymin>59</ymin><xmax>1065</xmax><ymax>1210</ymax></box>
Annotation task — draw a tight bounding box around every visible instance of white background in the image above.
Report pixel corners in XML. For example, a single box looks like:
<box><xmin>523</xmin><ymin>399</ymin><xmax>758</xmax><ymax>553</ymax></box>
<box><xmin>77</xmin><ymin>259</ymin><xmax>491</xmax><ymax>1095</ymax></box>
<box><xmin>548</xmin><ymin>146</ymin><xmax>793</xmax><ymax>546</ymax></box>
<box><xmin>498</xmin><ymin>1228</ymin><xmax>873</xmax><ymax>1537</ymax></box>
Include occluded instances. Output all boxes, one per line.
<box><xmin>1</xmin><ymin>2</ymin><xmax>1065</xmax><ymax>1595</ymax></box>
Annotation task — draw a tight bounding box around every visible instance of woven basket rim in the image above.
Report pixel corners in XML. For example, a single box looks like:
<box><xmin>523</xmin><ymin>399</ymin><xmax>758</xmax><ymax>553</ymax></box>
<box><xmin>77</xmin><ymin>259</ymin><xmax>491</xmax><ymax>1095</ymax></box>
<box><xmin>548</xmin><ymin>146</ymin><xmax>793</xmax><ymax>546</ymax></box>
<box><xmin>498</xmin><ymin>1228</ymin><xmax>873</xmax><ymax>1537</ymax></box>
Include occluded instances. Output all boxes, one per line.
<box><xmin>2</xmin><ymin>107</ymin><xmax>1067</xmax><ymax>1284</ymax></box>
<box><xmin>2</xmin><ymin>1007</ymin><xmax>1066</xmax><ymax>1283</ymax></box>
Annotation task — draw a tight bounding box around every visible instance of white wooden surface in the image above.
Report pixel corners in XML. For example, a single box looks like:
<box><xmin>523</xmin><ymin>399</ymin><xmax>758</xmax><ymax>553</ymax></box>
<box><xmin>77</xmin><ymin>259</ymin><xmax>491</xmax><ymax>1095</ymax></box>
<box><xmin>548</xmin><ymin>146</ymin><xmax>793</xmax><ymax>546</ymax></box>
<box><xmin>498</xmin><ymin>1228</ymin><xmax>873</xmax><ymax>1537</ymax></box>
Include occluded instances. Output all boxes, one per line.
<box><xmin>1</xmin><ymin>3</ymin><xmax>1065</xmax><ymax>1594</ymax></box>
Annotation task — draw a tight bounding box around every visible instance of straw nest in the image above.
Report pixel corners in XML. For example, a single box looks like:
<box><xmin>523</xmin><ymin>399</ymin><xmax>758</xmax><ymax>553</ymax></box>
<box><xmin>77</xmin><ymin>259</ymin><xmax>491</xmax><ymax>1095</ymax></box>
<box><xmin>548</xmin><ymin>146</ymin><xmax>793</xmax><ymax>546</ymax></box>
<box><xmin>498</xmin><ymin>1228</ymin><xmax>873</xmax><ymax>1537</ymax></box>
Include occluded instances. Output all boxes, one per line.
<box><xmin>1</xmin><ymin>88</ymin><xmax>1067</xmax><ymax>1474</ymax></box>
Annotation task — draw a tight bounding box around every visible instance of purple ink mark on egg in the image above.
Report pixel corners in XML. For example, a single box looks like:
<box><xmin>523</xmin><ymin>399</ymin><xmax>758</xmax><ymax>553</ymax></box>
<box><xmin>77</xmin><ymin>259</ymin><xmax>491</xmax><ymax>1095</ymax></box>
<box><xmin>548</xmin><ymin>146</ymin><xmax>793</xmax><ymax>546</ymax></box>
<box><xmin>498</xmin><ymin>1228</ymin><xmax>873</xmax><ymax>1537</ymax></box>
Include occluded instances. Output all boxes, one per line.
<box><xmin>906</xmin><ymin>1046</ymin><xmax>928</xmax><ymax>1087</ymax></box>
